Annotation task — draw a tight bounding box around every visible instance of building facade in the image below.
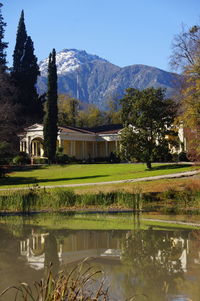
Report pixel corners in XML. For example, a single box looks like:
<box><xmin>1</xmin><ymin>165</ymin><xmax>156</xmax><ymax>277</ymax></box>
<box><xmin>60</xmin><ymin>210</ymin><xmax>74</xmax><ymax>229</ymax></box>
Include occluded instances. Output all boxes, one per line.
<box><xmin>19</xmin><ymin>124</ymin><xmax>122</xmax><ymax>160</ymax></box>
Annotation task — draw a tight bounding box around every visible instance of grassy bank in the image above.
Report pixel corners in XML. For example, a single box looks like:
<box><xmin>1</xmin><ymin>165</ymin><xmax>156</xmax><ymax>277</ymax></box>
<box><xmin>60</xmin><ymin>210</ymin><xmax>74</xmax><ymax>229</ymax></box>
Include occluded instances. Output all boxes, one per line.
<box><xmin>0</xmin><ymin>163</ymin><xmax>197</xmax><ymax>189</ymax></box>
<box><xmin>0</xmin><ymin>182</ymin><xmax>200</xmax><ymax>215</ymax></box>
<box><xmin>0</xmin><ymin>187</ymin><xmax>143</xmax><ymax>212</ymax></box>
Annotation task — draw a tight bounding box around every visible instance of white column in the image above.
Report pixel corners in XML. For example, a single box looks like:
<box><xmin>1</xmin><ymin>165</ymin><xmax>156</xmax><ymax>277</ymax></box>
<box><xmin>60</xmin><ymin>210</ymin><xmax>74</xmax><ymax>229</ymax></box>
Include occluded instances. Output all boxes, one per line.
<box><xmin>33</xmin><ymin>237</ymin><xmax>36</xmax><ymax>250</ymax></box>
<box><xmin>28</xmin><ymin>137</ymin><xmax>31</xmax><ymax>155</ymax></box>
<box><xmin>41</xmin><ymin>144</ymin><xmax>44</xmax><ymax>157</ymax></box>
<box><xmin>58</xmin><ymin>137</ymin><xmax>62</xmax><ymax>148</ymax></box>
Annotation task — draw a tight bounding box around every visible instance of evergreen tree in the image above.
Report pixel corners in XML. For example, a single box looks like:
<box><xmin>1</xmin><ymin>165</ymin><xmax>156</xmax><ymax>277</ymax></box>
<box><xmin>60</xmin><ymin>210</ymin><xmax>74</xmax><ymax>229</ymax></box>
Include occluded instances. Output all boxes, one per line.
<box><xmin>0</xmin><ymin>3</ymin><xmax>8</xmax><ymax>70</ymax></box>
<box><xmin>12</xmin><ymin>10</ymin><xmax>43</xmax><ymax>125</ymax></box>
<box><xmin>12</xmin><ymin>10</ymin><xmax>27</xmax><ymax>76</ymax></box>
<box><xmin>43</xmin><ymin>49</ymin><xmax>58</xmax><ymax>163</ymax></box>
<box><xmin>0</xmin><ymin>69</ymin><xmax>18</xmax><ymax>159</ymax></box>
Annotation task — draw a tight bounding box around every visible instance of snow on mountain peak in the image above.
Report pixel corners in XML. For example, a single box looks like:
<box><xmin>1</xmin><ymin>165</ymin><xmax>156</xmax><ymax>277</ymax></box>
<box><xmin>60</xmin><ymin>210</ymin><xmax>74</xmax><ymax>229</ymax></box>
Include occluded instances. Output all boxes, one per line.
<box><xmin>39</xmin><ymin>49</ymin><xmax>107</xmax><ymax>76</ymax></box>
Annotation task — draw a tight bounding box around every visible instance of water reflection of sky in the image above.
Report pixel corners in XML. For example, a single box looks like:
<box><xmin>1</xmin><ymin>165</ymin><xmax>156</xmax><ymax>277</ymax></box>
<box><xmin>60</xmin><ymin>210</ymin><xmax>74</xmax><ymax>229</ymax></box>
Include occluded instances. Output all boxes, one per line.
<box><xmin>0</xmin><ymin>216</ymin><xmax>200</xmax><ymax>301</ymax></box>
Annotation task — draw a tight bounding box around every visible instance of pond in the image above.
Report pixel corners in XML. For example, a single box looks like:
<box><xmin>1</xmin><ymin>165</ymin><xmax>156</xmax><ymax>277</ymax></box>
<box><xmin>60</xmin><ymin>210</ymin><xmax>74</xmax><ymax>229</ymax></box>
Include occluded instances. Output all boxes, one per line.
<box><xmin>0</xmin><ymin>212</ymin><xmax>200</xmax><ymax>301</ymax></box>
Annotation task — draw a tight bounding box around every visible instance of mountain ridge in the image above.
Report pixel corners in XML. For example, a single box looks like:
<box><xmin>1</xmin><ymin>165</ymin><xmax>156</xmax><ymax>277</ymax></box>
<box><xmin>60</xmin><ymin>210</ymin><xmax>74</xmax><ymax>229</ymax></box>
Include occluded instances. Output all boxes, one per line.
<box><xmin>37</xmin><ymin>49</ymin><xmax>180</xmax><ymax>108</ymax></box>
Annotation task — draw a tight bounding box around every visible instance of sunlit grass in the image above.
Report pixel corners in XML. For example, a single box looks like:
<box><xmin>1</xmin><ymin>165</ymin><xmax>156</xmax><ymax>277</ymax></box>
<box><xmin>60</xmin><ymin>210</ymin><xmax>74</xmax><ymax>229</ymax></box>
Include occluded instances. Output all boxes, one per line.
<box><xmin>0</xmin><ymin>163</ymin><xmax>197</xmax><ymax>189</ymax></box>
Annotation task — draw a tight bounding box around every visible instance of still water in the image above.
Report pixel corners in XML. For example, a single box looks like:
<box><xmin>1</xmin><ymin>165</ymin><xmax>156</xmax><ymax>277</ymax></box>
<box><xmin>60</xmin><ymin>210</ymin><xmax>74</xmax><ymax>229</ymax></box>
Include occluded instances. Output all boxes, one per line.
<box><xmin>0</xmin><ymin>212</ymin><xmax>200</xmax><ymax>301</ymax></box>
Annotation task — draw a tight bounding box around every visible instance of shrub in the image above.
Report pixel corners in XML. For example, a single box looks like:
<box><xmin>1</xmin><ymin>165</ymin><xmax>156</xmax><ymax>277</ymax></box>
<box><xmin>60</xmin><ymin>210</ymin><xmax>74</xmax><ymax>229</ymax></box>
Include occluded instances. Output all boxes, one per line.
<box><xmin>33</xmin><ymin>157</ymin><xmax>48</xmax><ymax>164</ymax></box>
<box><xmin>0</xmin><ymin>157</ymin><xmax>12</xmax><ymax>165</ymax></box>
<box><xmin>109</xmin><ymin>151</ymin><xmax>121</xmax><ymax>163</ymax></box>
<box><xmin>12</xmin><ymin>152</ymin><xmax>31</xmax><ymax>165</ymax></box>
<box><xmin>171</xmin><ymin>153</ymin><xmax>179</xmax><ymax>162</ymax></box>
<box><xmin>0</xmin><ymin>167</ymin><xmax>6</xmax><ymax>178</ymax></box>
<box><xmin>55</xmin><ymin>153</ymin><xmax>69</xmax><ymax>164</ymax></box>
<box><xmin>12</xmin><ymin>155</ymin><xmax>24</xmax><ymax>165</ymax></box>
<box><xmin>178</xmin><ymin>151</ymin><xmax>189</xmax><ymax>162</ymax></box>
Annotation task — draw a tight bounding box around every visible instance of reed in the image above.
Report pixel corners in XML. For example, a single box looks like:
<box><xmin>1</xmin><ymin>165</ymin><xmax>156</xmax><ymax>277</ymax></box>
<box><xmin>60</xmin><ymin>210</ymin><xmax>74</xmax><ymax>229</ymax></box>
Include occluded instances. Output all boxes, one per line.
<box><xmin>0</xmin><ymin>262</ymin><xmax>108</xmax><ymax>301</ymax></box>
<box><xmin>0</xmin><ymin>186</ymin><xmax>145</xmax><ymax>212</ymax></box>
<box><xmin>0</xmin><ymin>262</ymin><xmax>148</xmax><ymax>300</ymax></box>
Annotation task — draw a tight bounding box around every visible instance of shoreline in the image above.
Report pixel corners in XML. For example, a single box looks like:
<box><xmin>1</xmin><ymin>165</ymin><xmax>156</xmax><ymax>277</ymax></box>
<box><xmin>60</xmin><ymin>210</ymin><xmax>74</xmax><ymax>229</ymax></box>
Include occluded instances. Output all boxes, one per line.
<box><xmin>0</xmin><ymin>209</ymin><xmax>200</xmax><ymax>228</ymax></box>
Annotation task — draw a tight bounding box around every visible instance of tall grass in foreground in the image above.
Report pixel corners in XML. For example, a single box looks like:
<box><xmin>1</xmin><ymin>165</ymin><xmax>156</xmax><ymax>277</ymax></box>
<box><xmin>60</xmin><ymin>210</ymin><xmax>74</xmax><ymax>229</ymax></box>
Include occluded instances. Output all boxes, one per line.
<box><xmin>0</xmin><ymin>263</ymin><xmax>109</xmax><ymax>301</ymax></box>
<box><xmin>0</xmin><ymin>262</ymin><xmax>147</xmax><ymax>301</ymax></box>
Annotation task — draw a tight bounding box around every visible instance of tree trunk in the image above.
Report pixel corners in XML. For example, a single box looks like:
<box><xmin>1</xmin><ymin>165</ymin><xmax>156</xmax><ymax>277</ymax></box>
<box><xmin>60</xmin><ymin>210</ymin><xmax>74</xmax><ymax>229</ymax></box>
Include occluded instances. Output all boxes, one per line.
<box><xmin>146</xmin><ymin>161</ymin><xmax>152</xmax><ymax>169</ymax></box>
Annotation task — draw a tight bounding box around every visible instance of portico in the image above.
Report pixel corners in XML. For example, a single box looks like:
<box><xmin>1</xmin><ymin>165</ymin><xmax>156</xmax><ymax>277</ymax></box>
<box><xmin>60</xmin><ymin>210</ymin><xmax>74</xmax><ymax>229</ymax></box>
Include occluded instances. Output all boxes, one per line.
<box><xmin>19</xmin><ymin>124</ymin><xmax>122</xmax><ymax>160</ymax></box>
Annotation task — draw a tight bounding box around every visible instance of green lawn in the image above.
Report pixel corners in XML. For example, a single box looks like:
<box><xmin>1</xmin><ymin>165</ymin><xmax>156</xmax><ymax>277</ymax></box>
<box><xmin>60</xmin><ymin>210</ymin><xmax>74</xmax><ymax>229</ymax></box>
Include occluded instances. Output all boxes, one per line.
<box><xmin>0</xmin><ymin>163</ymin><xmax>197</xmax><ymax>189</ymax></box>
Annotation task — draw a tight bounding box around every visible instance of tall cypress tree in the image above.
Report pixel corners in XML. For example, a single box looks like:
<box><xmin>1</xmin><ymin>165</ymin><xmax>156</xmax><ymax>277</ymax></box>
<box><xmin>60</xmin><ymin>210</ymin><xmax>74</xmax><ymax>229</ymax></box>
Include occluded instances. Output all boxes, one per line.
<box><xmin>12</xmin><ymin>10</ymin><xmax>27</xmax><ymax>76</ymax></box>
<box><xmin>12</xmin><ymin>10</ymin><xmax>43</xmax><ymax>125</ymax></box>
<box><xmin>43</xmin><ymin>49</ymin><xmax>58</xmax><ymax>163</ymax></box>
<box><xmin>0</xmin><ymin>3</ymin><xmax>8</xmax><ymax>70</ymax></box>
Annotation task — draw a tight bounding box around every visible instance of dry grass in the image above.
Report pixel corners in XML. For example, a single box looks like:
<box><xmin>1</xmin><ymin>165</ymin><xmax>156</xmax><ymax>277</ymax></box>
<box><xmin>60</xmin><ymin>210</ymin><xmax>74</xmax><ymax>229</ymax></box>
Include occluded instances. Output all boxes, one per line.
<box><xmin>0</xmin><ymin>262</ymin><xmax>146</xmax><ymax>301</ymax></box>
<box><xmin>73</xmin><ymin>176</ymin><xmax>200</xmax><ymax>195</ymax></box>
<box><xmin>0</xmin><ymin>262</ymin><xmax>108</xmax><ymax>301</ymax></box>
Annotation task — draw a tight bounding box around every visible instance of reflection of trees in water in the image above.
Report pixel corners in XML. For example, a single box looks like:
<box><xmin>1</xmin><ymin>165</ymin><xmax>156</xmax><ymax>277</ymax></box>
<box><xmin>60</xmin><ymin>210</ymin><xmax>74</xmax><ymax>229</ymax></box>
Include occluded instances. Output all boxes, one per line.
<box><xmin>0</xmin><ymin>216</ymin><xmax>31</xmax><ymax>239</ymax></box>
<box><xmin>44</xmin><ymin>232</ymin><xmax>60</xmax><ymax>275</ymax></box>
<box><xmin>121</xmin><ymin>229</ymin><xmax>184</xmax><ymax>300</ymax></box>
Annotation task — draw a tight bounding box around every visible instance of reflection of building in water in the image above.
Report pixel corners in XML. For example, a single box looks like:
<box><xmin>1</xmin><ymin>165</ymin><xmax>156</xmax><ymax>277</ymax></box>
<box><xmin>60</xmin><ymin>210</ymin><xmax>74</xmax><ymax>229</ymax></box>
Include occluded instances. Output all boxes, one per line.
<box><xmin>20</xmin><ymin>232</ymin><xmax>62</xmax><ymax>270</ymax></box>
<box><xmin>20</xmin><ymin>229</ymin><xmax>200</xmax><ymax>275</ymax></box>
<box><xmin>20</xmin><ymin>230</ymin><xmax>123</xmax><ymax>270</ymax></box>
<box><xmin>61</xmin><ymin>231</ymin><xmax>122</xmax><ymax>264</ymax></box>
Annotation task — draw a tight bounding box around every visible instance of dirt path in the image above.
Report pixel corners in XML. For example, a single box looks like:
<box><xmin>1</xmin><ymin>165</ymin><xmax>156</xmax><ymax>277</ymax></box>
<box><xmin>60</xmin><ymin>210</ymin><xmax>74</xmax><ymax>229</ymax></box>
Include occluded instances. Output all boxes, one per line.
<box><xmin>0</xmin><ymin>170</ymin><xmax>199</xmax><ymax>191</ymax></box>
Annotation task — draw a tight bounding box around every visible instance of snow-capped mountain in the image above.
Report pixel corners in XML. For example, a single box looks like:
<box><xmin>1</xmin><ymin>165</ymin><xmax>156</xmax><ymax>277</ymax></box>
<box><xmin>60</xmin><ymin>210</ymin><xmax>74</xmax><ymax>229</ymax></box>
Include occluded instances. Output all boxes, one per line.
<box><xmin>39</xmin><ymin>49</ymin><xmax>107</xmax><ymax>76</ymax></box>
<box><xmin>37</xmin><ymin>49</ymin><xmax>180</xmax><ymax>108</ymax></box>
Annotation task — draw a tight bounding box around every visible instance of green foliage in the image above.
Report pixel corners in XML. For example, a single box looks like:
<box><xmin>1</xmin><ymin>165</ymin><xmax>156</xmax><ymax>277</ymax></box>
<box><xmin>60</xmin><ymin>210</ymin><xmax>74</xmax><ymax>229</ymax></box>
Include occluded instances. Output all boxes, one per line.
<box><xmin>58</xmin><ymin>95</ymin><xmax>121</xmax><ymax>128</ymax></box>
<box><xmin>12</xmin><ymin>10</ymin><xmax>43</xmax><ymax>125</ymax></box>
<box><xmin>109</xmin><ymin>151</ymin><xmax>121</xmax><ymax>163</ymax></box>
<box><xmin>43</xmin><ymin>49</ymin><xmax>58</xmax><ymax>163</ymax></box>
<box><xmin>12</xmin><ymin>152</ymin><xmax>30</xmax><ymax>165</ymax></box>
<box><xmin>0</xmin><ymin>3</ymin><xmax>8</xmax><ymax>70</ymax></box>
<box><xmin>58</xmin><ymin>94</ymin><xmax>80</xmax><ymax>127</ymax></box>
<box><xmin>178</xmin><ymin>151</ymin><xmax>189</xmax><ymax>162</ymax></box>
<box><xmin>120</xmin><ymin>87</ymin><xmax>177</xmax><ymax>168</ymax></box>
<box><xmin>0</xmin><ymin>69</ymin><xmax>18</xmax><ymax>158</ymax></box>
<box><xmin>55</xmin><ymin>147</ymin><xmax>69</xmax><ymax>164</ymax></box>
<box><xmin>105</xmin><ymin>98</ymin><xmax>122</xmax><ymax>125</ymax></box>
<box><xmin>170</xmin><ymin>24</ymin><xmax>200</xmax><ymax>161</ymax></box>
<box><xmin>0</xmin><ymin>166</ymin><xmax>6</xmax><ymax>177</ymax></box>
<box><xmin>33</xmin><ymin>157</ymin><xmax>48</xmax><ymax>164</ymax></box>
<box><xmin>12</xmin><ymin>10</ymin><xmax>27</xmax><ymax>75</ymax></box>
<box><xmin>0</xmin><ymin>187</ymin><xmax>146</xmax><ymax>212</ymax></box>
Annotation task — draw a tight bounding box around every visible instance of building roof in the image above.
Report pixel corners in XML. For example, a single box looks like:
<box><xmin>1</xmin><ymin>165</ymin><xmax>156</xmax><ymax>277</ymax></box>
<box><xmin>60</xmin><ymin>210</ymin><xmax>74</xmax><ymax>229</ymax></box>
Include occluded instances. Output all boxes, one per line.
<box><xmin>86</xmin><ymin>124</ymin><xmax>123</xmax><ymax>134</ymax></box>
<box><xmin>58</xmin><ymin>126</ymin><xmax>95</xmax><ymax>135</ymax></box>
<box><xmin>21</xmin><ymin>123</ymin><xmax>123</xmax><ymax>136</ymax></box>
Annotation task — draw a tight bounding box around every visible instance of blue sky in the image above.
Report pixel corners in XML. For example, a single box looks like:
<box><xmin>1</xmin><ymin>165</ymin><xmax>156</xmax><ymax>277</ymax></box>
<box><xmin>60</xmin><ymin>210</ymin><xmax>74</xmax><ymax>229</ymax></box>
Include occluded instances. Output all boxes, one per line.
<box><xmin>1</xmin><ymin>0</ymin><xmax>200</xmax><ymax>71</ymax></box>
